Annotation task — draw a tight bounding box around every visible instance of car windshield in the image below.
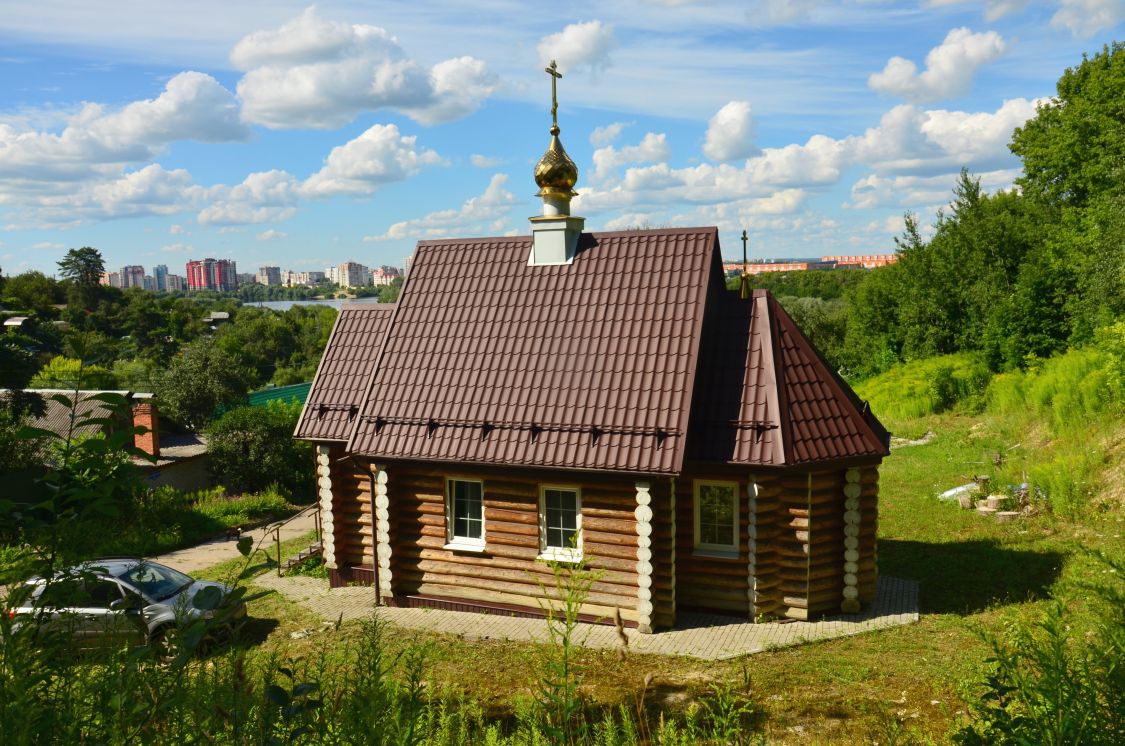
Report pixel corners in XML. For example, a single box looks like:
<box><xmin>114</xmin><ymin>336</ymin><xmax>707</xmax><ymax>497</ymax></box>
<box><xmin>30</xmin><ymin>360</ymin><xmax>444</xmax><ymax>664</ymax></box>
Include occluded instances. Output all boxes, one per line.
<box><xmin>115</xmin><ymin>562</ymin><xmax>194</xmax><ymax>602</ymax></box>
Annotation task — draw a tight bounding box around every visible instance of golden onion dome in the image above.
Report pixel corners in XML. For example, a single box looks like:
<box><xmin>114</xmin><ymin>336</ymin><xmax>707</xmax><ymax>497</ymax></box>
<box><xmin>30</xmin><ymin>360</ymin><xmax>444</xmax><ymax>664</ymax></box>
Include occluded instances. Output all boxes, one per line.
<box><xmin>534</xmin><ymin>125</ymin><xmax>579</xmax><ymax>198</ymax></box>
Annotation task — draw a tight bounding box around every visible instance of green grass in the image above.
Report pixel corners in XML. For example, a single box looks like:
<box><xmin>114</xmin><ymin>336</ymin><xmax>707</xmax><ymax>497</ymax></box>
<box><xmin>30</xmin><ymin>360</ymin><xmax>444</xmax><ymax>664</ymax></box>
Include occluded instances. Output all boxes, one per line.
<box><xmin>204</xmin><ymin>410</ymin><xmax>1118</xmax><ymax>743</ymax></box>
<box><xmin>5</xmin><ymin>341</ymin><xmax>1123</xmax><ymax>742</ymax></box>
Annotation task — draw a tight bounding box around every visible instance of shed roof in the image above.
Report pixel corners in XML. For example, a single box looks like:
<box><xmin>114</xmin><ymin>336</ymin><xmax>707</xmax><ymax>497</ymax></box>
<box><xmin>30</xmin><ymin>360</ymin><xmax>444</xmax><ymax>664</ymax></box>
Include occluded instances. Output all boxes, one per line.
<box><xmin>294</xmin><ymin>305</ymin><xmax>395</xmax><ymax>441</ymax></box>
<box><xmin>249</xmin><ymin>382</ymin><xmax>311</xmax><ymax>408</ymax></box>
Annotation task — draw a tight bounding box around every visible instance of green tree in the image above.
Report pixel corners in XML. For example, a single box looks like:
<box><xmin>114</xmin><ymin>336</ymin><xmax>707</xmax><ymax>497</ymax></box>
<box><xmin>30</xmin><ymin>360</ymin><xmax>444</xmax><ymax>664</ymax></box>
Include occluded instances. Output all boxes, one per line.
<box><xmin>777</xmin><ymin>295</ymin><xmax>849</xmax><ymax>372</ymax></box>
<box><xmin>1</xmin><ymin>271</ymin><xmax>64</xmax><ymax>316</ymax></box>
<box><xmin>28</xmin><ymin>356</ymin><xmax>115</xmax><ymax>390</ymax></box>
<box><xmin>56</xmin><ymin>246</ymin><xmax>105</xmax><ymax>289</ymax></box>
<box><xmin>842</xmin><ymin>260</ymin><xmax>905</xmax><ymax>378</ymax></box>
<box><xmin>205</xmin><ymin>401</ymin><xmax>312</xmax><ymax>497</ymax></box>
<box><xmin>155</xmin><ymin>338</ymin><xmax>251</xmax><ymax>430</ymax></box>
<box><xmin>1011</xmin><ymin>42</ymin><xmax>1125</xmax><ymax>209</ymax></box>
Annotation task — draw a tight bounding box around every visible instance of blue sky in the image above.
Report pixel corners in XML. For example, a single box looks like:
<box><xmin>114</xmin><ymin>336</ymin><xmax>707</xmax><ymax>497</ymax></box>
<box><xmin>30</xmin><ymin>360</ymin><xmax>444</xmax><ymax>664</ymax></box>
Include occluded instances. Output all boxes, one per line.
<box><xmin>1</xmin><ymin>1</ymin><xmax>1122</xmax><ymax>277</ymax></box>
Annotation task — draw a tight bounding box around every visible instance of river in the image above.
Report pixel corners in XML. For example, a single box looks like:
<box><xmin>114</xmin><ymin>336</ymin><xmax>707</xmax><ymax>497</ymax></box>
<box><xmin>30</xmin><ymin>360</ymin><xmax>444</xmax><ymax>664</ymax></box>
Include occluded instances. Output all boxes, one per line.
<box><xmin>251</xmin><ymin>298</ymin><xmax>389</xmax><ymax>312</ymax></box>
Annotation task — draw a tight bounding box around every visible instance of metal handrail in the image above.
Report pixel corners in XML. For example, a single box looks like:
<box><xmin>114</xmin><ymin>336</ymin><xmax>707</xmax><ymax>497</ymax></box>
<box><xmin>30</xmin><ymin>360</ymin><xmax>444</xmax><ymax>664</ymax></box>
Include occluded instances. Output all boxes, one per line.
<box><xmin>266</xmin><ymin>503</ymin><xmax>322</xmax><ymax>577</ymax></box>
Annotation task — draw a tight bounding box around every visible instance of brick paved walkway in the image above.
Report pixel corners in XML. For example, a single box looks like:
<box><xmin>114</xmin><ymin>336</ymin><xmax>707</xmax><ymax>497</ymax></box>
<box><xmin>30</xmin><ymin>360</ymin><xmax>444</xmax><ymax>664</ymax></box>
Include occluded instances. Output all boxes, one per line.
<box><xmin>253</xmin><ymin>574</ymin><xmax>919</xmax><ymax>660</ymax></box>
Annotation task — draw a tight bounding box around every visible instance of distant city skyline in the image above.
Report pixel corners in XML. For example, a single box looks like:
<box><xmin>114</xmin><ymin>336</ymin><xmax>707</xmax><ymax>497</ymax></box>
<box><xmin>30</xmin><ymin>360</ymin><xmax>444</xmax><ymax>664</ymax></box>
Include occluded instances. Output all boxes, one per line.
<box><xmin>2</xmin><ymin>2</ymin><xmax>1122</xmax><ymax>276</ymax></box>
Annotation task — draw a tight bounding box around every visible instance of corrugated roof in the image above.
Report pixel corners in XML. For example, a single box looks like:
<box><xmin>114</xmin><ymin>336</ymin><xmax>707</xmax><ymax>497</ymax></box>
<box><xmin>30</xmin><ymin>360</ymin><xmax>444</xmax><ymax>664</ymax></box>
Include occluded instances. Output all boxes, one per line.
<box><xmin>345</xmin><ymin>229</ymin><xmax>720</xmax><ymax>474</ymax></box>
<box><xmin>249</xmin><ymin>382</ymin><xmax>311</xmax><ymax>408</ymax></box>
<box><xmin>686</xmin><ymin>289</ymin><xmax>889</xmax><ymax>466</ymax></box>
<box><xmin>302</xmin><ymin>227</ymin><xmax>887</xmax><ymax>472</ymax></box>
<box><xmin>294</xmin><ymin>305</ymin><xmax>395</xmax><ymax>442</ymax></box>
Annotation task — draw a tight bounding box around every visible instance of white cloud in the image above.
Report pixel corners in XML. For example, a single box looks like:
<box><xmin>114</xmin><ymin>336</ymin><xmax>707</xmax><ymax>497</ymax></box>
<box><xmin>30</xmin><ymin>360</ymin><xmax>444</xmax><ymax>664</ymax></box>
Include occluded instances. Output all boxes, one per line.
<box><xmin>198</xmin><ymin>123</ymin><xmax>442</xmax><ymax>224</ymax></box>
<box><xmin>2</xmin><ymin>164</ymin><xmax>207</xmax><ymax>228</ymax></box>
<box><xmin>160</xmin><ymin>242</ymin><xmax>195</xmax><ymax>253</ymax></box>
<box><xmin>198</xmin><ymin>170</ymin><xmax>300</xmax><ymax>225</ymax></box>
<box><xmin>256</xmin><ymin>229</ymin><xmax>287</xmax><ymax>241</ymax></box>
<box><xmin>366</xmin><ymin>173</ymin><xmax>517</xmax><ymax>241</ymax></box>
<box><xmin>849</xmin><ymin>167</ymin><xmax>1023</xmax><ymax>212</ymax></box>
<box><xmin>591</xmin><ymin>132</ymin><xmax>670</xmax><ymax>180</ymax></box>
<box><xmin>233</xmin><ymin>7</ymin><xmax>495</xmax><ymax>129</ymax></box>
<box><xmin>301</xmin><ymin>123</ymin><xmax>441</xmax><ymax>197</ymax></box>
<box><xmin>31</xmin><ymin>241</ymin><xmax>64</xmax><ymax>250</ymax></box>
<box><xmin>537</xmin><ymin>20</ymin><xmax>615</xmax><ymax>74</ymax></box>
<box><xmin>575</xmin><ymin>97</ymin><xmax>1040</xmax><ymax>218</ymax></box>
<box><xmin>926</xmin><ymin>0</ymin><xmax>1029</xmax><ymax>22</ymax></box>
<box><xmin>84</xmin><ymin>164</ymin><xmax>202</xmax><ymax>219</ymax></box>
<box><xmin>703</xmin><ymin>101</ymin><xmax>758</xmax><ymax>162</ymax></box>
<box><xmin>470</xmin><ymin>154</ymin><xmax>502</xmax><ymax>168</ymax></box>
<box><xmin>1051</xmin><ymin>0</ymin><xmax>1125</xmax><ymax>36</ymax></box>
<box><xmin>169</xmin><ymin>223</ymin><xmax>186</xmax><ymax>234</ymax></box>
<box><xmin>869</xmin><ymin>28</ymin><xmax>1008</xmax><ymax>102</ymax></box>
<box><xmin>0</xmin><ymin>71</ymin><xmax>245</xmax><ymax>182</ymax></box>
<box><xmin>754</xmin><ymin>0</ymin><xmax>823</xmax><ymax>24</ymax></box>
<box><xmin>590</xmin><ymin>122</ymin><xmax>630</xmax><ymax>147</ymax></box>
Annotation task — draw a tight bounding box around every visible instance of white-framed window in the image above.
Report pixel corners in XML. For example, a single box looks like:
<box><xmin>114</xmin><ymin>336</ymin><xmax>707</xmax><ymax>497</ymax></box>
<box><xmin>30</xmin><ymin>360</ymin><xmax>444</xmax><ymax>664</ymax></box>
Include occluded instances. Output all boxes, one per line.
<box><xmin>445</xmin><ymin>478</ymin><xmax>485</xmax><ymax>551</ymax></box>
<box><xmin>694</xmin><ymin>480</ymin><xmax>739</xmax><ymax>555</ymax></box>
<box><xmin>538</xmin><ymin>485</ymin><xmax>582</xmax><ymax>562</ymax></box>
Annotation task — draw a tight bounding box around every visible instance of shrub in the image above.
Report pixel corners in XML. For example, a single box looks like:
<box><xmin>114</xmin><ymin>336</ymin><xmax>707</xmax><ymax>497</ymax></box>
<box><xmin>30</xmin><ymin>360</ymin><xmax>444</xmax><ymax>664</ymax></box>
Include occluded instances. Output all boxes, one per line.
<box><xmin>854</xmin><ymin>353</ymin><xmax>991</xmax><ymax>423</ymax></box>
<box><xmin>206</xmin><ymin>401</ymin><xmax>312</xmax><ymax>498</ymax></box>
<box><xmin>952</xmin><ymin>552</ymin><xmax>1124</xmax><ymax>746</ymax></box>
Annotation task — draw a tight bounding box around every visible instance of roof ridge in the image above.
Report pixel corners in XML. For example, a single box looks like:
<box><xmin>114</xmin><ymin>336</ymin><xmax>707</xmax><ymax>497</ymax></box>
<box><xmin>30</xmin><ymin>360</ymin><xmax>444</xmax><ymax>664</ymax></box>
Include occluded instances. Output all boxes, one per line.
<box><xmin>758</xmin><ymin>290</ymin><xmax>793</xmax><ymax>465</ymax></box>
<box><xmin>667</xmin><ymin>229</ymin><xmax>722</xmax><ymax>472</ymax></box>
<box><xmin>415</xmin><ymin>226</ymin><xmax>719</xmax><ymax>248</ymax></box>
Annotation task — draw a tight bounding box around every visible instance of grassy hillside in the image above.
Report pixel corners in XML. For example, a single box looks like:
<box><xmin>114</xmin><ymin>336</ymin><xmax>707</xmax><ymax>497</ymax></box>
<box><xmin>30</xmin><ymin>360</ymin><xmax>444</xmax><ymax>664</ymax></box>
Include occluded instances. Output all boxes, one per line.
<box><xmin>857</xmin><ymin>323</ymin><xmax>1125</xmax><ymax>517</ymax></box>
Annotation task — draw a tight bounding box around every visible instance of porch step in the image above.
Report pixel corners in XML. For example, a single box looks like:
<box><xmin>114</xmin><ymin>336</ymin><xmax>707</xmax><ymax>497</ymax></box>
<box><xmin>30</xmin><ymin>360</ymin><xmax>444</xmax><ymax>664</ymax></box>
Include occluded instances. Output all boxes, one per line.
<box><xmin>281</xmin><ymin>542</ymin><xmax>324</xmax><ymax>571</ymax></box>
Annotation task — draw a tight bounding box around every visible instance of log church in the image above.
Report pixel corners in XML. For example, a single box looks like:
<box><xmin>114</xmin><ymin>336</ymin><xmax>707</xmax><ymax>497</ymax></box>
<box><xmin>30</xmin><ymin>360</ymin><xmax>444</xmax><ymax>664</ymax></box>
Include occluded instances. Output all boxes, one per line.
<box><xmin>294</xmin><ymin>63</ymin><xmax>889</xmax><ymax>632</ymax></box>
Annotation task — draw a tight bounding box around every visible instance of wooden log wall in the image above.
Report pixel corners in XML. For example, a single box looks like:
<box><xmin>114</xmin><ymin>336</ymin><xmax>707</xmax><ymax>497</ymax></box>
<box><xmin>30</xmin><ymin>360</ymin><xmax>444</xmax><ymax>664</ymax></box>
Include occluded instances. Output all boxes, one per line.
<box><xmin>649</xmin><ymin>479</ymin><xmax>676</xmax><ymax>630</ymax></box>
<box><xmin>755</xmin><ymin>462</ymin><xmax>880</xmax><ymax>621</ymax></box>
<box><xmin>750</xmin><ymin>473</ymin><xmax>785</xmax><ymax>619</ymax></box>
<box><xmin>327</xmin><ymin>456</ymin><xmax>375</xmax><ymax>575</ymax></box>
<box><xmin>383</xmin><ymin>464</ymin><xmax>645</xmax><ymax>624</ymax></box>
<box><xmin>674</xmin><ymin>477</ymin><xmax>751</xmax><ymax>615</ymax></box>
<box><xmin>855</xmin><ymin>465</ymin><xmax>880</xmax><ymax>604</ymax></box>
<box><xmin>777</xmin><ymin>469</ymin><xmax>846</xmax><ymax>620</ymax></box>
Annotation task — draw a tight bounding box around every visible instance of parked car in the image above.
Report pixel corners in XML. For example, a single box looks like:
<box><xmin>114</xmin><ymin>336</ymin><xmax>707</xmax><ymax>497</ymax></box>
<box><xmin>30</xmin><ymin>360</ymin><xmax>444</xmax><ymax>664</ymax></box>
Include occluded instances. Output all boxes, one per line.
<box><xmin>6</xmin><ymin>558</ymin><xmax>246</xmax><ymax>655</ymax></box>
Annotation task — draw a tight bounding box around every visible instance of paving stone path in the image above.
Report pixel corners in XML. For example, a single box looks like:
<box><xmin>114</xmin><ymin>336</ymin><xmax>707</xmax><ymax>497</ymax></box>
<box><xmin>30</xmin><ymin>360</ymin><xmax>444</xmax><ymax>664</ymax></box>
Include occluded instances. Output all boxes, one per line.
<box><xmin>253</xmin><ymin>573</ymin><xmax>919</xmax><ymax>660</ymax></box>
<box><xmin>152</xmin><ymin>507</ymin><xmax>320</xmax><ymax>575</ymax></box>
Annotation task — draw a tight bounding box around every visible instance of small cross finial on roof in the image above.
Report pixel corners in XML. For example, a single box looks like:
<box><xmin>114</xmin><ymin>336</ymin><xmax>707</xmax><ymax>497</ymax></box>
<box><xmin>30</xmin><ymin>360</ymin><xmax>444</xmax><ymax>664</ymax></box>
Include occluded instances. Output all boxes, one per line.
<box><xmin>740</xmin><ymin>229</ymin><xmax>751</xmax><ymax>300</ymax></box>
<box><xmin>545</xmin><ymin>59</ymin><xmax>562</xmax><ymax>134</ymax></box>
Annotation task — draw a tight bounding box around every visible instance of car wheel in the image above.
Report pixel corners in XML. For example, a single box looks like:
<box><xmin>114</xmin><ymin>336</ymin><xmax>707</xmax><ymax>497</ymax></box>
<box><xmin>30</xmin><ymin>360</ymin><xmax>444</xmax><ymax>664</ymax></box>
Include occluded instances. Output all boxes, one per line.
<box><xmin>148</xmin><ymin>625</ymin><xmax>176</xmax><ymax>662</ymax></box>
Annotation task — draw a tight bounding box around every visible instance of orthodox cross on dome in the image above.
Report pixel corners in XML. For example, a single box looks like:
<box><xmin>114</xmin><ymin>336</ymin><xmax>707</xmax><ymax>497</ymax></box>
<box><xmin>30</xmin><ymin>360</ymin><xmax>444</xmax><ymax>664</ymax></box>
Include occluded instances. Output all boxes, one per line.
<box><xmin>545</xmin><ymin>60</ymin><xmax>562</xmax><ymax>135</ymax></box>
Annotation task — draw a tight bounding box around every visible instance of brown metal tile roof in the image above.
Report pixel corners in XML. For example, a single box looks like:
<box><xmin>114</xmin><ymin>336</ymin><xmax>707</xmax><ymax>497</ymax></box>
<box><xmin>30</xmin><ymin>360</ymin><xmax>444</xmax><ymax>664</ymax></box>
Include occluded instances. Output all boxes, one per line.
<box><xmin>345</xmin><ymin>228</ymin><xmax>721</xmax><ymax>474</ymax></box>
<box><xmin>687</xmin><ymin>288</ymin><xmax>889</xmax><ymax>467</ymax></box>
<box><xmin>294</xmin><ymin>305</ymin><xmax>395</xmax><ymax>442</ymax></box>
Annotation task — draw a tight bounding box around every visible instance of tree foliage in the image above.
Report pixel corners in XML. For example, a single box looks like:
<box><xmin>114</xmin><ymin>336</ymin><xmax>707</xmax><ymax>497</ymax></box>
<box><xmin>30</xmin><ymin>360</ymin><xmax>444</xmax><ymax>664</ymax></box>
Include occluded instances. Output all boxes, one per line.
<box><xmin>56</xmin><ymin>247</ymin><xmax>105</xmax><ymax>288</ymax></box>
<box><xmin>1011</xmin><ymin>42</ymin><xmax>1125</xmax><ymax>209</ymax></box>
<box><xmin>155</xmin><ymin>338</ymin><xmax>251</xmax><ymax>430</ymax></box>
<box><xmin>842</xmin><ymin>44</ymin><xmax>1125</xmax><ymax>379</ymax></box>
<box><xmin>205</xmin><ymin>401</ymin><xmax>312</xmax><ymax>497</ymax></box>
<box><xmin>28</xmin><ymin>356</ymin><xmax>115</xmax><ymax>390</ymax></box>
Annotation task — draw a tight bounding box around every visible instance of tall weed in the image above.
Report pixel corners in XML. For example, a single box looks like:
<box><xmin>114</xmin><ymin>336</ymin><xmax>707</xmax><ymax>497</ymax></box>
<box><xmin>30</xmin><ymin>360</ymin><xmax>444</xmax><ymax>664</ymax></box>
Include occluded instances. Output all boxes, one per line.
<box><xmin>952</xmin><ymin>551</ymin><xmax>1124</xmax><ymax>746</ymax></box>
<box><xmin>855</xmin><ymin>353</ymin><xmax>991</xmax><ymax>422</ymax></box>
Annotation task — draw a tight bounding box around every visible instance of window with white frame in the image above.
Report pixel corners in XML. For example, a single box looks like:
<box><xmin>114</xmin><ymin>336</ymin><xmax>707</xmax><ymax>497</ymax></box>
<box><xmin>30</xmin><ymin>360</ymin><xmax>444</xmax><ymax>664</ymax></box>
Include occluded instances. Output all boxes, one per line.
<box><xmin>539</xmin><ymin>486</ymin><xmax>581</xmax><ymax>561</ymax></box>
<box><xmin>694</xmin><ymin>480</ymin><xmax>738</xmax><ymax>554</ymax></box>
<box><xmin>445</xmin><ymin>478</ymin><xmax>484</xmax><ymax>549</ymax></box>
